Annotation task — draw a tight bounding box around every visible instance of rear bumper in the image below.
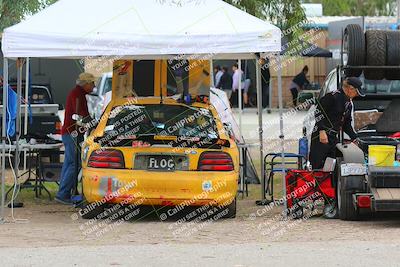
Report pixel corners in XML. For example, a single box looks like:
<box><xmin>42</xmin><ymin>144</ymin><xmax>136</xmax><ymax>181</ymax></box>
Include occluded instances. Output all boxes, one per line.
<box><xmin>352</xmin><ymin>191</ymin><xmax>400</xmax><ymax>212</ymax></box>
<box><xmin>82</xmin><ymin>168</ymin><xmax>238</xmax><ymax>206</ymax></box>
<box><xmin>374</xmin><ymin>200</ymin><xmax>400</xmax><ymax>212</ymax></box>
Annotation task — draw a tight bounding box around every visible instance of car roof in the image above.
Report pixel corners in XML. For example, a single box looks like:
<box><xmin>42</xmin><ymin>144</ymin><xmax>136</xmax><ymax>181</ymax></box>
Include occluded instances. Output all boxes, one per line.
<box><xmin>112</xmin><ymin>97</ymin><xmax>210</xmax><ymax>108</ymax></box>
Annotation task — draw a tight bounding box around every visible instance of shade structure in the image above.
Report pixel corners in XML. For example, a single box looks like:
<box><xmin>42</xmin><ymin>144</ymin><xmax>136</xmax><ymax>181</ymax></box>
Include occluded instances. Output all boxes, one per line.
<box><xmin>1</xmin><ymin>0</ymin><xmax>284</xmax><ymax>222</ymax></box>
<box><xmin>2</xmin><ymin>0</ymin><xmax>281</xmax><ymax>59</ymax></box>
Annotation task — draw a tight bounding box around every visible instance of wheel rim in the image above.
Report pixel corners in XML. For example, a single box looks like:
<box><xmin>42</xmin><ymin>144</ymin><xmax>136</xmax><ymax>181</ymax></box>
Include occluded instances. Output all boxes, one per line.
<box><xmin>343</xmin><ymin>34</ymin><xmax>349</xmax><ymax>66</ymax></box>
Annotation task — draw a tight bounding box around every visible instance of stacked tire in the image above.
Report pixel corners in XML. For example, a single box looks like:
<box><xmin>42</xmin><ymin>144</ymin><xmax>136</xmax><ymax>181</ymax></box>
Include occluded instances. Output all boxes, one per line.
<box><xmin>343</xmin><ymin>24</ymin><xmax>365</xmax><ymax>77</ymax></box>
<box><xmin>342</xmin><ymin>24</ymin><xmax>400</xmax><ymax>80</ymax></box>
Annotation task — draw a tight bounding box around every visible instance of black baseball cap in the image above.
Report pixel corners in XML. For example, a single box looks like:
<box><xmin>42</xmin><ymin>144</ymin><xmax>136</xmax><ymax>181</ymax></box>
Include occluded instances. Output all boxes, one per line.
<box><xmin>345</xmin><ymin>77</ymin><xmax>366</xmax><ymax>97</ymax></box>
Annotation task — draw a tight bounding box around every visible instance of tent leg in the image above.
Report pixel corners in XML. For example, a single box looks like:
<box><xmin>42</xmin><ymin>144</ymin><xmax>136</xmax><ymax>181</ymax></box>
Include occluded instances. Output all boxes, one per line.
<box><xmin>269</xmin><ymin>77</ymin><xmax>273</xmax><ymax>110</ymax></box>
<box><xmin>237</xmin><ymin>59</ymin><xmax>244</xmax><ymax>194</ymax></box>
<box><xmin>0</xmin><ymin>58</ymin><xmax>9</xmax><ymax>223</ymax></box>
<box><xmin>277</xmin><ymin>55</ymin><xmax>287</xmax><ymax>217</ymax></box>
<box><xmin>238</xmin><ymin>59</ymin><xmax>242</xmax><ymax>135</ymax></box>
<box><xmin>256</xmin><ymin>58</ymin><xmax>265</xmax><ymax>202</ymax></box>
<box><xmin>23</xmin><ymin>58</ymin><xmax>30</xmax><ymax>172</ymax></box>
<box><xmin>13</xmin><ymin>59</ymin><xmax>23</xmax><ymax>201</ymax></box>
<box><xmin>210</xmin><ymin>60</ymin><xmax>214</xmax><ymax>87</ymax></box>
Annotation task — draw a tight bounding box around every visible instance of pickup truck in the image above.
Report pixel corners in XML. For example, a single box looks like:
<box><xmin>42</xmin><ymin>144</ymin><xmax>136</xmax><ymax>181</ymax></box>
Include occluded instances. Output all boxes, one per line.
<box><xmin>0</xmin><ymin>83</ymin><xmax>63</xmax><ymax>140</ymax></box>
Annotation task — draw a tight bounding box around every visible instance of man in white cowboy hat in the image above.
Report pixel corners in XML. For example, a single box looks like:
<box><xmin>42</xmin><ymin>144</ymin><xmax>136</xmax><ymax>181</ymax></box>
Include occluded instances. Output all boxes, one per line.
<box><xmin>55</xmin><ymin>72</ymin><xmax>95</xmax><ymax>204</ymax></box>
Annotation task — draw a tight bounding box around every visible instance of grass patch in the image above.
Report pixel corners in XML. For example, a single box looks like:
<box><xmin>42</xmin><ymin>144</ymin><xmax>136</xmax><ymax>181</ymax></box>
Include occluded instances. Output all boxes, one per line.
<box><xmin>5</xmin><ymin>182</ymin><xmax>63</xmax><ymax>205</ymax></box>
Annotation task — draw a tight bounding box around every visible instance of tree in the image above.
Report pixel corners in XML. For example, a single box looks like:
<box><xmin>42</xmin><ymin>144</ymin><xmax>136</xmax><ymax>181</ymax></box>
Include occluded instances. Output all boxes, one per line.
<box><xmin>223</xmin><ymin>0</ymin><xmax>307</xmax><ymax>38</ymax></box>
<box><xmin>0</xmin><ymin>0</ymin><xmax>57</xmax><ymax>32</ymax></box>
<box><xmin>304</xmin><ymin>0</ymin><xmax>396</xmax><ymax>16</ymax></box>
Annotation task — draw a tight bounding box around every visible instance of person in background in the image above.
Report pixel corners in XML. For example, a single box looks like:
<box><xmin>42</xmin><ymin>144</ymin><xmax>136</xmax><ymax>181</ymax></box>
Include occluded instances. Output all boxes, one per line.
<box><xmin>289</xmin><ymin>65</ymin><xmax>309</xmax><ymax>107</ymax></box>
<box><xmin>214</xmin><ymin>65</ymin><xmax>223</xmax><ymax>88</ymax></box>
<box><xmin>232</xmin><ymin>63</ymin><xmax>251</xmax><ymax>107</ymax></box>
<box><xmin>55</xmin><ymin>72</ymin><xmax>95</xmax><ymax>205</ymax></box>
<box><xmin>260</xmin><ymin>57</ymin><xmax>271</xmax><ymax>110</ymax></box>
<box><xmin>216</xmin><ymin>66</ymin><xmax>233</xmax><ymax>101</ymax></box>
<box><xmin>0</xmin><ymin>71</ymin><xmax>17</xmax><ymax>137</ymax></box>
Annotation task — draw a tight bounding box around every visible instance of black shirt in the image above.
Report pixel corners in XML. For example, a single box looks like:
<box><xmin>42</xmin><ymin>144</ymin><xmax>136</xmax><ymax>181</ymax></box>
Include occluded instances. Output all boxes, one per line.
<box><xmin>261</xmin><ymin>66</ymin><xmax>270</xmax><ymax>89</ymax></box>
<box><xmin>314</xmin><ymin>89</ymin><xmax>357</xmax><ymax>140</ymax></box>
<box><xmin>293</xmin><ymin>72</ymin><xmax>309</xmax><ymax>88</ymax></box>
<box><xmin>217</xmin><ymin>72</ymin><xmax>233</xmax><ymax>90</ymax></box>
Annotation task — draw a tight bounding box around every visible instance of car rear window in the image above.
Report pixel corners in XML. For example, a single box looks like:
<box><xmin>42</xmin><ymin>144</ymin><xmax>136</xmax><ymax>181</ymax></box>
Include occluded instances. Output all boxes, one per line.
<box><xmin>30</xmin><ymin>87</ymin><xmax>52</xmax><ymax>104</ymax></box>
<box><xmin>0</xmin><ymin>85</ymin><xmax>52</xmax><ymax>104</ymax></box>
<box><xmin>105</xmin><ymin>104</ymin><xmax>219</xmax><ymax>139</ymax></box>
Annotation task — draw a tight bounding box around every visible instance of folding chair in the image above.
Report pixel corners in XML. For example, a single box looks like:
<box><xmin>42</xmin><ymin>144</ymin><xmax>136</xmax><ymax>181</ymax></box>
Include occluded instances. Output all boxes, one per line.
<box><xmin>39</xmin><ymin>149</ymin><xmax>64</xmax><ymax>200</ymax></box>
<box><xmin>263</xmin><ymin>153</ymin><xmax>305</xmax><ymax>202</ymax></box>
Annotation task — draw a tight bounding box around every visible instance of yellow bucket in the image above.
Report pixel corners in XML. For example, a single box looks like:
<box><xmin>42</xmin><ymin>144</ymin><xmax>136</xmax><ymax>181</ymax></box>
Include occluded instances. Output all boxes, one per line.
<box><xmin>368</xmin><ymin>145</ymin><xmax>396</xmax><ymax>167</ymax></box>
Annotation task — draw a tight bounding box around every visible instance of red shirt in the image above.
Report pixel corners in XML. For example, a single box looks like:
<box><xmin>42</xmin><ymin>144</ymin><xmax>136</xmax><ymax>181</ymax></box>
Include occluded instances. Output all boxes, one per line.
<box><xmin>61</xmin><ymin>85</ymin><xmax>89</xmax><ymax>135</ymax></box>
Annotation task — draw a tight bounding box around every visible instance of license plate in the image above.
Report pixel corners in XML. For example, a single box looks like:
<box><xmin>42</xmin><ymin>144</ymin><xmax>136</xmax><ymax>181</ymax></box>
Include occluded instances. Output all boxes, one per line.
<box><xmin>341</xmin><ymin>163</ymin><xmax>367</xmax><ymax>177</ymax></box>
<box><xmin>147</xmin><ymin>156</ymin><xmax>175</xmax><ymax>170</ymax></box>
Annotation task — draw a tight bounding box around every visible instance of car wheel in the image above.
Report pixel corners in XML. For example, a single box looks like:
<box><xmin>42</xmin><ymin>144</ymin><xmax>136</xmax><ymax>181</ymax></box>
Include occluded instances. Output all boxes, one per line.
<box><xmin>221</xmin><ymin>197</ymin><xmax>236</xmax><ymax>218</ymax></box>
<box><xmin>365</xmin><ymin>30</ymin><xmax>386</xmax><ymax>80</ymax></box>
<box><xmin>337</xmin><ymin>171</ymin><xmax>360</xmax><ymax>221</ymax></box>
<box><xmin>79</xmin><ymin>202</ymin><xmax>106</xmax><ymax>220</ymax></box>
<box><xmin>343</xmin><ymin>24</ymin><xmax>365</xmax><ymax>77</ymax></box>
<box><xmin>385</xmin><ymin>30</ymin><xmax>400</xmax><ymax>80</ymax></box>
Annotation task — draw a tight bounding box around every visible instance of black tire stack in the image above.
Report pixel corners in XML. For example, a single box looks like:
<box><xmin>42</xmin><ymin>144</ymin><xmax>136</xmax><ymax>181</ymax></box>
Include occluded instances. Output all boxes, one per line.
<box><xmin>342</xmin><ymin>24</ymin><xmax>400</xmax><ymax>80</ymax></box>
<box><xmin>343</xmin><ymin>24</ymin><xmax>365</xmax><ymax>77</ymax></box>
<box><xmin>385</xmin><ymin>30</ymin><xmax>400</xmax><ymax>79</ymax></box>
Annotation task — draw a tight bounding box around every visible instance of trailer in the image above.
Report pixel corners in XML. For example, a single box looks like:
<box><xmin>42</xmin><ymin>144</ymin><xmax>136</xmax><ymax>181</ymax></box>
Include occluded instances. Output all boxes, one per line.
<box><xmin>333</xmin><ymin>24</ymin><xmax>400</xmax><ymax>220</ymax></box>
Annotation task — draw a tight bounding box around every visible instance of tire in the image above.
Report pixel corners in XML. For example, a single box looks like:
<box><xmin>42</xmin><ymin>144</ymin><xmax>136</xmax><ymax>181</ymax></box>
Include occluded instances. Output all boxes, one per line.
<box><xmin>221</xmin><ymin>198</ymin><xmax>236</xmax><ymax>218</ymax></box>
<box><xmin>79</xmin><ymin>202</ymin><xmax>106</xmax><ymax>220</ymax></box>
<box><xmin>385</xmin><ymin>31</ymin><xmax>400</xmax><ymax>80</ymax></box>
<box><xmin>343</xmin><ymin>24</ymin><xmax>365</xmax><ymax>77</ymax></box>
<box><xmin>364</xmin><ymin>30</ymin><xmax>387</xmax><ymax>80</ymax></box>
<box><xmin>292</xmin><ymin>206</ymin><xmax>304</xmax><ymax>220</ymax></box>
<box><xmin>337</xmin><ymin>172</ymin><xmax>360</xmax><ymax>221</ymax></box>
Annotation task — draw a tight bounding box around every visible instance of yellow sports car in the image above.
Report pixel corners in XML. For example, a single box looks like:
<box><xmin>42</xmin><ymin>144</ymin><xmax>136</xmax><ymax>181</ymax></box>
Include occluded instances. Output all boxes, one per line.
<box><xmin>80</xmin><ymin>97</ymin><xmax>239</xmax><ymax>219</ymax></box>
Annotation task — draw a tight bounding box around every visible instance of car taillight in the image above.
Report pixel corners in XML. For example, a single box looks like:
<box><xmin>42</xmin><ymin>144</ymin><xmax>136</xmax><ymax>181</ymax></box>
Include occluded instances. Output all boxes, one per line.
<box><xmin>198</xmin><ymin>152</ymin><xmax>234</xmax><ymax>171</ymax></box>
<box><xmin>88</xmin><ymin>149</ymin><xmax>125</xmax><ymax>169</ymax></box>
<box><xmin>55</xmin><ymin>122</ymin><xmax>62</xmax><ymax>134</ymax></box>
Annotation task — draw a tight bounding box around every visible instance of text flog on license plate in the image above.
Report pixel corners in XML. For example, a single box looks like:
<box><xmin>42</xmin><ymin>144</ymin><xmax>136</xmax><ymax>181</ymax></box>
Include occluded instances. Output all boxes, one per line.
<box><xmin>341</xmin><ymin>163</ymin><xmax>367</xmax><ymax>176</ymax></box>
<box><xmin>148</xmin><ymin>156</ymin><xmax>175</xmax><ymax>170</ymax></box>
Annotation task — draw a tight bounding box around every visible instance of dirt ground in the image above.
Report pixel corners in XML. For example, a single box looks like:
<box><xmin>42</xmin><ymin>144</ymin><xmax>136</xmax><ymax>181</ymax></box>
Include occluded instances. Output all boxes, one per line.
<box><xmin>2</xmin><ymin>112</ymin><xmax>400</xmax><ymax>266</ymax></box>
<box><xmin>2</xmin><ymin>187</ymin><xmax>400</xmax><ymax>248</ymax></box>
<box><xmin>2</xmin><ymin>174</ymin><xmax>400</xmax><ymax>266</ymax></box>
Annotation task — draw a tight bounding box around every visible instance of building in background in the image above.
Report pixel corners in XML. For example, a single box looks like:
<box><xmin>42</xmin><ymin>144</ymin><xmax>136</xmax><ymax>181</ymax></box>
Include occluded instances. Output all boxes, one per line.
<box><xmin>0</xmin><ymin>46</ymin><xmax>83</xmax><ymax>106</ymax></box>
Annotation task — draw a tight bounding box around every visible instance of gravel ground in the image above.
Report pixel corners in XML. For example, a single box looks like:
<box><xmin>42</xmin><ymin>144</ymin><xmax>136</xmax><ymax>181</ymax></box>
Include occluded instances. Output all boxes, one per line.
<box><xmin>2</xmin><ymin>110</ymin><xmax>400</xmax><ymax>266</ymax></box>
<box><xmin>1</xmin><ymin>198</ymin><xmax>400</xmax><ymax>266</ymax></box>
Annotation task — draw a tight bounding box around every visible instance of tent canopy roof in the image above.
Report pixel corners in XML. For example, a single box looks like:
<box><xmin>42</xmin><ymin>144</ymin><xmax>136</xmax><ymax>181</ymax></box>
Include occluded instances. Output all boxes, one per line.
<box><xmin>1</xmin><ymin>0</ymin><xmax>281</xmax><ymax>59</ymax></box>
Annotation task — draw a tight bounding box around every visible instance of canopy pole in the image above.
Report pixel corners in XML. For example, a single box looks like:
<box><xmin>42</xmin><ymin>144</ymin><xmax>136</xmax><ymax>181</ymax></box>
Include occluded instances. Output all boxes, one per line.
<box><xmin>256</xmin><ymin>58</ymin><xmax>265</xmax><ymax>201</ymax></box>
<box><xmin>238</xmin><ymin>60</ymin><xmax>242</xmax><ymax>136</ymax></box>
<box><xmin>23</xmin><ymin>58</ymin><xmax>30</xmax><ymax>171</ymax></box>
<box><xmin>210</xmin><ymin>60</ymin><xmax>214</xmax><ymax>87</ymax></box>
<box><xmin>14</xmin><ymin>59</ymin><xmax>23</xmax><ymax>203</ymax></box>
<box><xmin>237</xmin><ymin>60</ymin><xmax>244</xmax><ymax>194</ymax></box>
<box><xmin>0</xmin><ymin>58</ymin><xmax>9</xmax><ymax>223</ymax></box>
<box><xmin>277</xmin><ymin>55</ymin><xmax>287</xmax><ymax>217</ymax></box>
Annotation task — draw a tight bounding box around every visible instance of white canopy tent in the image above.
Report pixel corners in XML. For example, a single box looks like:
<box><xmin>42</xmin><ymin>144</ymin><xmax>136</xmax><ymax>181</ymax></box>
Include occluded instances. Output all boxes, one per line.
<box><xmin>1</xmin><ymin>0</ymin><xmax>284</xmax><ymax>222</ymax></box>
<box><xmin>2</xmin><ymin>0</ymin><xmax>281</xmax><ymax>58</ymax></box>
